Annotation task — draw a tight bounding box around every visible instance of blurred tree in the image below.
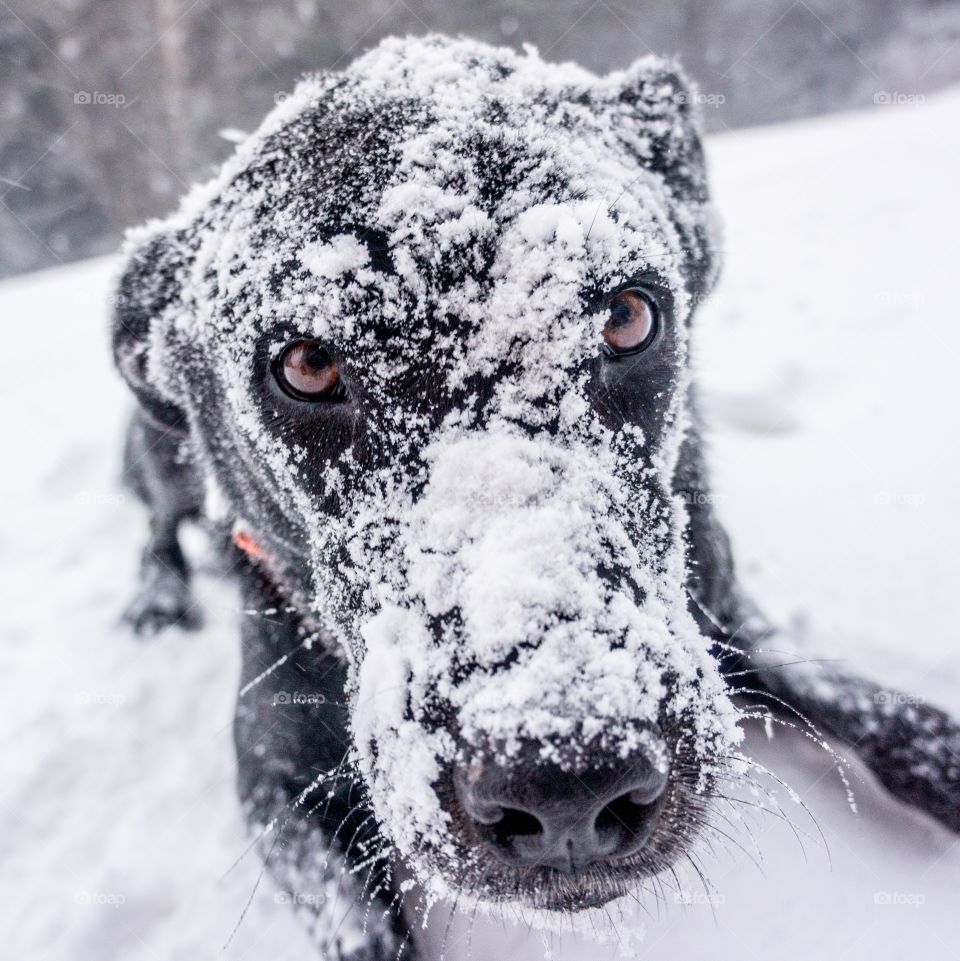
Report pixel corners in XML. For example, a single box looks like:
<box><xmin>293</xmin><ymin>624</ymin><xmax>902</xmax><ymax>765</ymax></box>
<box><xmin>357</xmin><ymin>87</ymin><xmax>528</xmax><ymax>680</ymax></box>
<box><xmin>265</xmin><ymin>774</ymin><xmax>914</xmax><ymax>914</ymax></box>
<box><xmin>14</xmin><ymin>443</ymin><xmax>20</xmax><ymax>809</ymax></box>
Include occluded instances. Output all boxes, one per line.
<box><xmin>1</xmin><ymin>0</ymin><xmax>958</xmax><ymax>277</ymax></box>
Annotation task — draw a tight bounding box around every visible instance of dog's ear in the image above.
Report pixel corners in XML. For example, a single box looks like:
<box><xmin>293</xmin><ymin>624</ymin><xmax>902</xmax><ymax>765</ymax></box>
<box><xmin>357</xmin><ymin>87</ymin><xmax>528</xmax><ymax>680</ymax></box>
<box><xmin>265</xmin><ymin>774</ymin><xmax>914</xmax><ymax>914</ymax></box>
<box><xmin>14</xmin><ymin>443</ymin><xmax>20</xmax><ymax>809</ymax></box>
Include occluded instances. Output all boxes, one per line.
<box><xmin>112</xmin><ymin>229</ymin><xmax>191</xmax><ymax>432</ymax></box>
<box><xmin>591</xmin><ymin>59</ymin><xmax>720</xmax><ymax>296</ymax></box>
<box><xmin>585</xmin><ymin>59</ymin><xmax>708</xmax><ymax>202</ymax></box>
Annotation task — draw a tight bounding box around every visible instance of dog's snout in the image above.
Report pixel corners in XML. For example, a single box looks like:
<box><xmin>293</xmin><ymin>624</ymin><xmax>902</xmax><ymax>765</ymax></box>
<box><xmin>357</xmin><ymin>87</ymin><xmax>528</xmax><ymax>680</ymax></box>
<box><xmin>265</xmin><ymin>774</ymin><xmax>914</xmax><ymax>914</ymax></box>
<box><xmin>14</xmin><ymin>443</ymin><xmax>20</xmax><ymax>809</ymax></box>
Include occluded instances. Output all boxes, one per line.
<box><xmin>454</xmin><ymin>744</ymin><xmax>669</xmax><ymax>873</ymax></box>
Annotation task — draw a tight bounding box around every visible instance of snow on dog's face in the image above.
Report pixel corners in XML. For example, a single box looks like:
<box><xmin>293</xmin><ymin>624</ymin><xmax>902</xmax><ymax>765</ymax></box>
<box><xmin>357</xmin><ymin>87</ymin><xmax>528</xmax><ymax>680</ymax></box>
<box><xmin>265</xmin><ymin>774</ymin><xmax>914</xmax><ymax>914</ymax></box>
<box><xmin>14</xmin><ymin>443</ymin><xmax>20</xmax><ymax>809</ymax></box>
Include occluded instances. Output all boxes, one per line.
<box><xmin>117</xmin><ymin>35</ymin><xmax>740</xmax><ymax>911</ymax></box>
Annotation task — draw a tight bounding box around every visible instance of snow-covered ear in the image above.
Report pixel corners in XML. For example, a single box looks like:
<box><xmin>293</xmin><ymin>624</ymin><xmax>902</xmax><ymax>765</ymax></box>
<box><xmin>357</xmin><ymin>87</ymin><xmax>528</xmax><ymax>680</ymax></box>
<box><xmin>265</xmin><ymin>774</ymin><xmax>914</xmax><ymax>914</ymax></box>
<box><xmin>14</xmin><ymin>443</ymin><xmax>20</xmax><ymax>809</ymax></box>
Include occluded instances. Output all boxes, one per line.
<box><xmin>602</xmin><ymin>59</ymin><xmax>709</xmax><ymax>204</ymax></box>
<box><xmin>111</xmin><ymin>230</ymin><xmax>190</xmax><ymax>432</ymax></box>
<box><xmin>593</xmin><ymin>59</ymin><xmax>719</xmax><ymax>295</ymax></box>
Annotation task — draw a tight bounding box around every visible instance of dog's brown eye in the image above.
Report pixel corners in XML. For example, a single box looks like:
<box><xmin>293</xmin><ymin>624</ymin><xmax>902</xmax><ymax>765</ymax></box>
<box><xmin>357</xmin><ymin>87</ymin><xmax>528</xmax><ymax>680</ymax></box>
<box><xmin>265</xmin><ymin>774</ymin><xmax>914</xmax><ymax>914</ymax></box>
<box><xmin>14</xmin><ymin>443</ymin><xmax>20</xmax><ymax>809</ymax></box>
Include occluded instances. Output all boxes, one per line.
<box><xmin>274</xmin><ymin>339</ymin><xmax>345</xmax><ymax>401</ymax></box>
<box><xmin>603</xmin><ymin>290</ymin><xmax>656</xmax><ymax>355</ymax></box>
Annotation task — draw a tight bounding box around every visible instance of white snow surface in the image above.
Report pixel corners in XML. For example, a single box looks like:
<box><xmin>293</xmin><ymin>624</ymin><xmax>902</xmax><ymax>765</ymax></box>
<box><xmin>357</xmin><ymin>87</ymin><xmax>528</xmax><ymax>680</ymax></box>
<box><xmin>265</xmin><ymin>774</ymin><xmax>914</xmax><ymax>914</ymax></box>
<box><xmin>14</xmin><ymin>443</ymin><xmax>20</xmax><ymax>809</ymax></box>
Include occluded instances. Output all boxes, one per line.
<box><xmin>3</xmin><ymin>87</ymin><xmax>960</xmax><ymax>959</ymax></box>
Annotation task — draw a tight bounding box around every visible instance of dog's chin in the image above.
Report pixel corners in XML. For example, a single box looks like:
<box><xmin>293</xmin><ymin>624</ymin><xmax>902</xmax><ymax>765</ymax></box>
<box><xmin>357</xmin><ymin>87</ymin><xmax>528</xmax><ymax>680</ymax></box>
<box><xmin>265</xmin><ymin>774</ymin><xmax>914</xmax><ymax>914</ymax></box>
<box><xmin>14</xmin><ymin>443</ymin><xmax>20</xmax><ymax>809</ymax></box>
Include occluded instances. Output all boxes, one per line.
<box><xmin>511</xmin><ymin>871</ymin><xmax>637</xmax><ymax>913</ymax></box>
<box><xmin>438</xmin><ymin>862</ymin><xmax>653</xmax><ymax>914</ymax></box>
<box><xmin>416</xmin><ymin>846</ymin><xmax>679</xmax><ymax>916</ymax></box>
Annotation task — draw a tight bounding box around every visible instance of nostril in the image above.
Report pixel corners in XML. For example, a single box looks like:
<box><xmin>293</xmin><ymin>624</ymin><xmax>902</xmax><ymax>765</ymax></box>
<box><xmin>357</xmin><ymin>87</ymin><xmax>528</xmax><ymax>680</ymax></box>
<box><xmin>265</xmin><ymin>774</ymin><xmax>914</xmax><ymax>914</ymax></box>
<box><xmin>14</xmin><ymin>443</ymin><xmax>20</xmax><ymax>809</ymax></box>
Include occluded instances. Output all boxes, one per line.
<box><xmin>596</xmin><ymin>792</ymin><xmax>648</xmax><ymax>837</ymax></box>
<box><xmin>493</xmin><ymin>807</ymin><xmax>542</xmax><ymax>839</ymax></box>
<box><xmin>456</xmin><ymin>778</ymin><xmax>545</xmax><ymax>845</ymax></box>
<box><xmin>595</xmin><ymin>782</ymin><xmax>667</xmax><ymax>857</ymax></box>
<box><xmin>463</xmin><ymin>801</ymin><xmax>547</xmax><ymax>864</ymax></box>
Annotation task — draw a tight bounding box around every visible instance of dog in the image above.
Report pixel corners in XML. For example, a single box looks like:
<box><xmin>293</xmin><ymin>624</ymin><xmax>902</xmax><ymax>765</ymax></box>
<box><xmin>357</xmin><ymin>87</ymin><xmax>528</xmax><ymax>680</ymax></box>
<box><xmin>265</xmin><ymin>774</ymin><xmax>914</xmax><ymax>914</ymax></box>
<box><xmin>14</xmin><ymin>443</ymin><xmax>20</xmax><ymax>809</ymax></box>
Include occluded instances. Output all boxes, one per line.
<box><xmin>111</xmin><ymin>34</ymin><xmax>960</xmax><ymax>960</ymax></box>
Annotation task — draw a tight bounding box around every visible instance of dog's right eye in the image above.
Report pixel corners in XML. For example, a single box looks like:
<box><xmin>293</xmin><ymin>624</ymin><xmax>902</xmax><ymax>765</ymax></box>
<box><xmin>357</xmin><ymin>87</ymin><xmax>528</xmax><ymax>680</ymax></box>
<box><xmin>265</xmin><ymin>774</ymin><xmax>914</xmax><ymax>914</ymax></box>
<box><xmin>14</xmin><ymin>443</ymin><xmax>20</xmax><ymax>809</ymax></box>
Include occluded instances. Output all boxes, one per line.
<box><xmin>273</xmin><ymin>339</ymin><xmax>346</xmax><ymax>402</ymax></box>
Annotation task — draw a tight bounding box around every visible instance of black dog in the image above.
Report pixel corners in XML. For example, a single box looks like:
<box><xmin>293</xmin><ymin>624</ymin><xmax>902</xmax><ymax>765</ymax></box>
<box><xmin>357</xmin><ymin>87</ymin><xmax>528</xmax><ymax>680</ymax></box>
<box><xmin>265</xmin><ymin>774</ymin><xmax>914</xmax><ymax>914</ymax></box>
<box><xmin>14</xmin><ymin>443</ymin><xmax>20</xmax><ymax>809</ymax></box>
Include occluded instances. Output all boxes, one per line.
<box><xmin>112</xmin><ymin>35</ymin><xmax>960</xmax><ymax>960</ymax></box>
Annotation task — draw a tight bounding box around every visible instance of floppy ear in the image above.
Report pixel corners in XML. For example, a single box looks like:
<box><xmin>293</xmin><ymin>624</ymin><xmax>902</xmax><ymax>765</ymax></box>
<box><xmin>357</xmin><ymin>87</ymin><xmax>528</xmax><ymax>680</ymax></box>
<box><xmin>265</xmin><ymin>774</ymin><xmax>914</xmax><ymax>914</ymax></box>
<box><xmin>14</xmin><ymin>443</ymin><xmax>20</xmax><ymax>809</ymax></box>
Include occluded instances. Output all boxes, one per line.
<box><xmin>111</xmin><ymin>230</ymin><xmax>190</xmax><ymax>432</ymax></box>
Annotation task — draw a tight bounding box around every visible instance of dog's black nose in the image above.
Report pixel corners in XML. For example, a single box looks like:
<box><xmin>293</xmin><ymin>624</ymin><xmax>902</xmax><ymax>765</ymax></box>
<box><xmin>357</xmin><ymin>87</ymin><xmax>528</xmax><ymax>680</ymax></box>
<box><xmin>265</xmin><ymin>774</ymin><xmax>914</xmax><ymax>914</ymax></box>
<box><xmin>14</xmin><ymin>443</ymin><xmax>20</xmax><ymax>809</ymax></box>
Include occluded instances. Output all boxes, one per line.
<box><xmin>454</xmin><ymin>743</ymin><xmax>668</xmax><ymax>872</ymax></box>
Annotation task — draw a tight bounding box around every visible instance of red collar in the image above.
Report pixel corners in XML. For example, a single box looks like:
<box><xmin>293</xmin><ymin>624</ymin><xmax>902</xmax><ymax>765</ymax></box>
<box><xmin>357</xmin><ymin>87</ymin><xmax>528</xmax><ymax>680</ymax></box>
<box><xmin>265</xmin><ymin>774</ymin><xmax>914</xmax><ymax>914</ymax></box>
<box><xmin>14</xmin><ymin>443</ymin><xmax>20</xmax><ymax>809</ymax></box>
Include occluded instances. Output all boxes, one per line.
<box><xmin>232</xmin><ymin>527</ymin><xmax>269</xmax><ymax>562</ymax></box>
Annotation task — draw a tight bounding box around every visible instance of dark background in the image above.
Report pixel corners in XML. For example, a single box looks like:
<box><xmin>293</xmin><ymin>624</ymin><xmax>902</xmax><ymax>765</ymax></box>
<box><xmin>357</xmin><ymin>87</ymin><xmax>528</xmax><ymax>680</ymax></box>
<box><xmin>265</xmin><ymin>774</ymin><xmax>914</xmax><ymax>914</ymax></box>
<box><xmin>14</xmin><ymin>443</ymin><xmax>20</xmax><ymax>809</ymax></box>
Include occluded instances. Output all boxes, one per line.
<box><xmin>2</xmin><ymin>0</ymin><xmax>959</xmax><ymax>279</ymax></box>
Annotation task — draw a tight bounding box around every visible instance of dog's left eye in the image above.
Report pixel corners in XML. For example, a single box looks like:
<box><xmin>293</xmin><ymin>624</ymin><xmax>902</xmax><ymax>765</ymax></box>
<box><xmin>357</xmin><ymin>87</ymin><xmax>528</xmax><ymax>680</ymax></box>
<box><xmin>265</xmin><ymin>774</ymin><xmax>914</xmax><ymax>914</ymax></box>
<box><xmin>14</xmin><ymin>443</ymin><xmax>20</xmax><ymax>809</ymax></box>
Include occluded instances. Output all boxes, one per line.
<box><xmin>603</xmin><ymin>289</ymin><xmax>657</xmax><ymax>355</ymax></box>
<box><xmin>273</xmin><ymin>339</ymin><xmax>346</xmax><ymax>402</ymax></box>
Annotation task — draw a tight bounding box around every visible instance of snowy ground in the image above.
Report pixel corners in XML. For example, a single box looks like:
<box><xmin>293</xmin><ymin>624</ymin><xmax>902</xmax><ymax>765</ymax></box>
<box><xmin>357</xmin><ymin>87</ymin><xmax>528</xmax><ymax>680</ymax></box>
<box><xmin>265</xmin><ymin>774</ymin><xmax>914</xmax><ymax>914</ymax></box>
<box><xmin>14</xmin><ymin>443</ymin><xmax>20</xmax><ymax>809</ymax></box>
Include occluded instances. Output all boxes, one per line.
<box><xmin>3</xmin><ymin>89</ymin><xmax>960</xmax><ymax>960</ymax></box>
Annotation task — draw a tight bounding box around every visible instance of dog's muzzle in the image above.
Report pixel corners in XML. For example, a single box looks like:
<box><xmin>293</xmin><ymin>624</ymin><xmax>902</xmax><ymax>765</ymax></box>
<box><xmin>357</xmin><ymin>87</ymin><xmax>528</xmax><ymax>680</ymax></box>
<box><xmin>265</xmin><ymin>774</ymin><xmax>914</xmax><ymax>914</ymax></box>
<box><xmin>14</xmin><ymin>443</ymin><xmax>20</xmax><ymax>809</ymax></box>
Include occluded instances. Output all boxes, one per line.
<box><xmin>350</xmin><ymin>428</ymin><xmax>724</xmax><ymax>889</ymax></box>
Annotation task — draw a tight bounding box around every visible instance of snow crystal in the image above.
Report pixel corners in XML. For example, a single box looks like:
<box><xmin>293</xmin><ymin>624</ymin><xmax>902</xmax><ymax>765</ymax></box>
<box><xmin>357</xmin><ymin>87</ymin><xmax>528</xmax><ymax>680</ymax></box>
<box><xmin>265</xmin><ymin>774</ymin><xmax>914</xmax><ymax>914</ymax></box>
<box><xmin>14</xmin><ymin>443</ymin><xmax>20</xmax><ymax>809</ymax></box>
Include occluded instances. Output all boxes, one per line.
<box><xmin>300</xmin><ymin>234</ymin><xmax>370</xmax><ymax>280</ymax></box>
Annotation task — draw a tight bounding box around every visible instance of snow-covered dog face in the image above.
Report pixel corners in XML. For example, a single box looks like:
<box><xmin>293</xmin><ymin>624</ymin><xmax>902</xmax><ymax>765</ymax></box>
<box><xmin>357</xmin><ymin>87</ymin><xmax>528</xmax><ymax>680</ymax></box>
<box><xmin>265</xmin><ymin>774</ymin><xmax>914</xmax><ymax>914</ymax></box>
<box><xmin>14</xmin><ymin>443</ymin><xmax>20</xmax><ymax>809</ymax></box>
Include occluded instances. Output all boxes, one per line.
<box><xmin>117</xmin><ymin>36</ymin><xmax>740</xmax><ymax>911</ymax></box>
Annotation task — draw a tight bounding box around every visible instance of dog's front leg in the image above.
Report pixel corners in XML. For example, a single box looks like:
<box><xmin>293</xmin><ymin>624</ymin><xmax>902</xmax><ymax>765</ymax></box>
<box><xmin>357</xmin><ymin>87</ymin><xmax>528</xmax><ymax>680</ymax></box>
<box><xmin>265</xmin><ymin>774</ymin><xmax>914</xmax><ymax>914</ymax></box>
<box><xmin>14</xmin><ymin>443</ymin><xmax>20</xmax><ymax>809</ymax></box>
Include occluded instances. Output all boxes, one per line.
<box><xmin>721</xmin><ymin>603</ymin><xmax>960</xmax><ymax>835</ymax></box>
<box><xmin>121</xmin><ymin>409</ymin><xmax>204</xmax><ymax>634</ymax></box>
<box><xmin>234</xmin><ymin>560</ymin><xmax>417</xmax><ymax>960</ymax></box>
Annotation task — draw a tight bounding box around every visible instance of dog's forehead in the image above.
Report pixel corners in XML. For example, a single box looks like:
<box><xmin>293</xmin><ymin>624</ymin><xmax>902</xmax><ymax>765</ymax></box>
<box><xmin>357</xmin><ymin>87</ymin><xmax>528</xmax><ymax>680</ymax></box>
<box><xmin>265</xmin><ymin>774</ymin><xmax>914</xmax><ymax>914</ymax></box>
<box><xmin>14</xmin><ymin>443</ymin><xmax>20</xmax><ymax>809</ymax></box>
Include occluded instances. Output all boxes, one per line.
<box><xmin>161</xmin><ymin>35</ymin><xmax>708</xmax><ymax>429</ymax></box>
<box><xmin>198</xmin><ymin>44</ymin><xmax>687</xmax><ymax>294</ymax></box>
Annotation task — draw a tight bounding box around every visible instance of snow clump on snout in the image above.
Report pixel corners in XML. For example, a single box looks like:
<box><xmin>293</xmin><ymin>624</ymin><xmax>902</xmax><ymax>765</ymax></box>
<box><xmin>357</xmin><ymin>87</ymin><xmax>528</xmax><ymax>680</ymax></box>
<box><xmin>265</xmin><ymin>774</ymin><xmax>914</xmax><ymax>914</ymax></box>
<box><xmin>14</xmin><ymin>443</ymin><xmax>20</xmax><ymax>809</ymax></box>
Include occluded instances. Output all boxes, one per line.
<box><xmin>353</xmin><ymin>424</ymin><xmax>740</xmax><ymax>875</ymax></box>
